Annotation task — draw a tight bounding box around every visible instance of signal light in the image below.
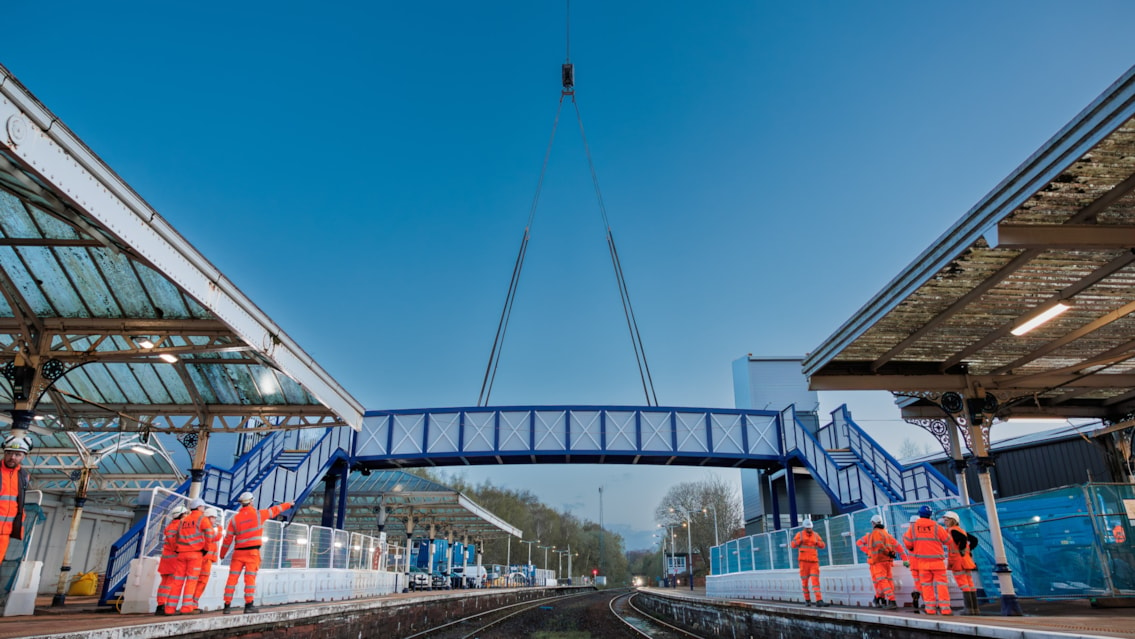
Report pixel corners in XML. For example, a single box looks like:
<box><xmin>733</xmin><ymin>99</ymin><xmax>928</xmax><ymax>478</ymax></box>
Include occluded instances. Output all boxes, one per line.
<box><xmin>591</xmin><ymin>569</ymin><xmax>598</xmax><ymax>576</ymax></box>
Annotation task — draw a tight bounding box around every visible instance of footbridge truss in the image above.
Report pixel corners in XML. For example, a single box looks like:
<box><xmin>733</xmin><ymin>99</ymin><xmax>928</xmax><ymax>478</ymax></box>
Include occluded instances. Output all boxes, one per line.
<box><xmin>356</xmin><ymin>405</ymin><xmax>783</xmax><ymax>468</ymax></box>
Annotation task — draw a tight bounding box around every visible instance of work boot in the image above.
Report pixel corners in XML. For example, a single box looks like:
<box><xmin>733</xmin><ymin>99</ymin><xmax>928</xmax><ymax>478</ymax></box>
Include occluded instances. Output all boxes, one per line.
<box><xmin>244</xmin><ymin>603</ymin><xmax>260</xmax><ymax>614</ymax></box>
<box><xmin>155</xmin><ymin>605</ymin><xmax>165</xmax><ymax>616</ymax></box>
<box><xmin>815</xmin><ymin>599</ymin><xmax>828</xmax><ymax>608</ymax></box>
<box><xmin>805</xmin><ymin>599</ymin><xmax>813</xmax><ymax>607</ymax></box>
<box><xmin>965</xmin><ymin>591</ymin><xmax>981</xmax><ymax>615</ymax></box>
<box><xmin>886</xmin><ymin>600</ymin><xmax>897</xmax><ymax>610</ymax></box>
<box><xmin>222</xmin><ymin>603</ymin><xmax>233</xmax><ymax>615</ymax></box>
<box><xmin>910</xmin><ymin>591</ymin><xmax>921</xmax><ymax>613</ymax></box>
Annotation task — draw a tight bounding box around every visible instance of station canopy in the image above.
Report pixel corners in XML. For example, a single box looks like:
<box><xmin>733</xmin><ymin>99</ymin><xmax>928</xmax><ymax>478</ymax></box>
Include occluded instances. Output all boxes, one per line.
<box><xmin>290</xmin><ymin>470</ymin><xmax>522</xmax><ymax>541</ymax></box>
<box><xmin>804</xmin><ymin>65</ymin><xmax>1135</xmax><ymax>425</ymax></box>
<box><xmin>0</xmin><ymin>64</ymin><xmax>364</xmax><ymax>445</ymax></box>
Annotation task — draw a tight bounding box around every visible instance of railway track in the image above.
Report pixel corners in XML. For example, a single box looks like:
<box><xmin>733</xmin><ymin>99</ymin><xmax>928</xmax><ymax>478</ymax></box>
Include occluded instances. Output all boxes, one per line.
<box><xmin>402</xmin><ymin>589</ymin><xmax>706</xmax><ymax>639</ymax></box>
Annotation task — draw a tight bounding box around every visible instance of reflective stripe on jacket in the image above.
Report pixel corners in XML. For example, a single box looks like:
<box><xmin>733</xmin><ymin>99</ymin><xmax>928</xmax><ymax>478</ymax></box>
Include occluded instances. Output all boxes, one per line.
<box><xmin>790</xmin><ymin>529</ymin><xmax>825</xmax><ymax>563</ymax></box>
<box><xmin>903</xmin><ymin>516</ymin><xmax>948</xmax><ymax>569</ymax></box>
<box><xmin>222</xmin><ymin>502</ymin><xmax>292</xmax><ymax>555</ymax></box>
<box><xmin>0</xmin><ymin>466</ymin><xmax>28</xmax><ymax>540</ymax></box>
<box><xmin>857</xmin><ymin>528</ymin><xmax>903</xmax><ymax>565</ymax></box>
<box><xmin>175</xmin><ymin>510</ymin><xmax>208</xmax><ymax>552</ymax></box>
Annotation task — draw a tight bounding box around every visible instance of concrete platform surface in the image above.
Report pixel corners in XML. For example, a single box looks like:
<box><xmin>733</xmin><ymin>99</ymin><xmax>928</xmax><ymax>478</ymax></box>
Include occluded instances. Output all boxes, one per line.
<box><xmin>0</xmin><ymin>590</ymin><xmax>1133</xmax><ymax>639</ymax></box>
<box><xmin>646</xmin><ymin>587</ymin><xmax>1135</xmax><ymax>639</ymax></box>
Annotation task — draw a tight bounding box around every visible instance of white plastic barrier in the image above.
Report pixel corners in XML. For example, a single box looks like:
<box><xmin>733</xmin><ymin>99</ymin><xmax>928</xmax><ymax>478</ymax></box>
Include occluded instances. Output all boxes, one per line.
<box><xmin>707</xmin><ymin>562</ymin><xmax>962</xmax><ymax>609</ymax></box>
<box><xmin>2</xmin><ymin>561</ymin><xmax>42</xmax><ymax>616</ymax></box>
<box><xmin>119</xmin><ymin>557</ymin><xmax>401</xmax><ymax>613</ymax></box>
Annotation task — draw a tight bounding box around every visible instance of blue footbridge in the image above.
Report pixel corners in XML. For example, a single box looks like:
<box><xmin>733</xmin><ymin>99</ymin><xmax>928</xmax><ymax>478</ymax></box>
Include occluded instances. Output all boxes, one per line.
<box><xmin>100</xmin><ymin>403</ymin><xmax>956</xmax><ymax>605</ymax></box>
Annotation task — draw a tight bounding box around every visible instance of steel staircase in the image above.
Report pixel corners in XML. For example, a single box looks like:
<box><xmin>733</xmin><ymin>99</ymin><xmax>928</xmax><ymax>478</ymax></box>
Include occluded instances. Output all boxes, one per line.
<box><xmin>780</xmin><ymin>404</ymin><xmax>958</xmax><ymax>511</ymax></box>
<box><xmin>99</xmin><ymin>426</ymin><xmax>355</xmax><ymax>606</ymax></box>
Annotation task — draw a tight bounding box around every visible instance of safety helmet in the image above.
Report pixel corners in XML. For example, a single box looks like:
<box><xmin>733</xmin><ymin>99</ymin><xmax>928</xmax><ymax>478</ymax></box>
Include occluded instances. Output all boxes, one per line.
<box><xmin>205</xmin><ymin>507</ymin><xmax>220</xmax><ymax>519</ymax></box>
<box><xmin>170</xmin><ymin>505</ymin><xmax>189</xmax><ymax>517</ymax></box>
<box><xmin>943</xmin><ymin>511</ymin><xmax>960</xmax><ymax>523</ymax></box>
<box><xmin>870</xmin><ymin>514</ymin><xmax>884</xmax><ymax>526</ymax></box>
<box><xmin>918</xmin><ymin>504</ymin><xmax>933</xmax><ymax>518</ymax></box>
<box><xmin>238</xmin><ymin>491</ymin><xmax>254</xmax><ymax>504</ymax></box>
<box><xmin>189</xmin><ymin>498</ymin><xmax>206</xmax><ymax>509</ymax></box>
<box><xmin>909</xmin><ymin>515</ymin><xmax>920</xmax><ymax>524</ymax></box>
<box><xmin>2</xmin><ymin>435</ymin><xmax>32</xmax><ymax>453</ymax></box>
<box><xmin>803</xmin><ymin>519</ymin><xmax>814</xmax><ymax>529</ymax></box>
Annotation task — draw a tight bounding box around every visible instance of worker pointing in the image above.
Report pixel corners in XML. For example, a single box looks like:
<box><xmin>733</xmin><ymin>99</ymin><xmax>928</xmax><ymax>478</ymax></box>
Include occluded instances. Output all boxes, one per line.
<box><xmin>221</xmin><ymin>491</ymin><xmax>293</xmax><ymax>614</ymax></box>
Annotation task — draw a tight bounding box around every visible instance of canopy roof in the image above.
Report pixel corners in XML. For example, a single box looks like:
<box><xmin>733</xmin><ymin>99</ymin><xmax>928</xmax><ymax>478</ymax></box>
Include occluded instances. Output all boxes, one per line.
<box><xmin>291</xmin><ymin>470</ymin><xmax>522</xmax><ymax>541</ymax></box>
<box><xmin>804</xmin><ymin>65</ymin><xmax>1135</xmax><ymax>423</ymax></box>
<box><xmin>0</xmin><ymin>65</ymin><xmax>363</xmax><ymax>435</ymax></box>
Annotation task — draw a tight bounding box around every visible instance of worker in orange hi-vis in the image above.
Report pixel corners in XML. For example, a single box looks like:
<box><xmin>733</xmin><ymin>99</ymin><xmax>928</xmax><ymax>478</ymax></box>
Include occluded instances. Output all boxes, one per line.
<box><xmin>905</xmin><ymin>515</ymin><xmax>923</xmax><ymax>613</ymax></box>
<box><xmin>903</xmin><ymin>505</ymin><xmax>952</xmax><ymax>616</ymax></box>
<box><xmin>155</xmin><ymin>505</ymin><xmax>188</xmax><ymax>616</ymax></box>
<box><xmin>165</xmin><ymin>498</ymin><xmax>211</xmax><ymax>614</ymax></box>
<box><xmin>790</xmin><ymin>519</ymin><xmax>828</xmax><ymax>607</ymax></box>
<box><xmin>0</xmin><ymin>436</ymin><xmax>31</xmax><ymax>563</ymax></box>
<box><xmin>192</xmin><ymin>507</ymin><xmax>222</xmax><ymax>605</ymax></box>
<box><xmin>221</xmin><ymin>492</ymin><xmax>293</xmax><ymax>615</ymax></box>
<box><xmin>942</xmin><ymin>511</ymin><xmax>980</xmax><ymax>615</ymax></box>
<box><xmin>856</xmin><ymin>513</ymin><xmax>905</xmax><ymax>609</ymax></box>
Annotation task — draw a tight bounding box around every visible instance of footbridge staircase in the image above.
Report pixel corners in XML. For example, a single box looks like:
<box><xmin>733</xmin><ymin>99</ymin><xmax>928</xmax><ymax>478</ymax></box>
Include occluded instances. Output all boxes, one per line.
<box><xmin>100</xmin><ymin>404</ymin><xmax>954</xmax><ymax>605</ymax></box>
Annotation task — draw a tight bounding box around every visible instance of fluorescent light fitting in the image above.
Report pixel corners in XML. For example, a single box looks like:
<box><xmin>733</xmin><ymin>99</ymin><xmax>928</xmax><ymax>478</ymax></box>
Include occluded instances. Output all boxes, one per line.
<box><xmin>158</xmin><ymin>353</ymin><xmax>179</xmax><ymax>363</ymax></box>
<box><xmin>135</xmin><ymin>337</ymin><xmax>155</xmax><ymax>349</ymax></box>
<box><xmin>1011</xmin><ymin>302</ymin><xmax>1070</xmax><ymax>336</ymax></box>
<box><xmin>129</xmin><ymin>444</ymin><xmax>156</xmax><ymax>456</ymax></box>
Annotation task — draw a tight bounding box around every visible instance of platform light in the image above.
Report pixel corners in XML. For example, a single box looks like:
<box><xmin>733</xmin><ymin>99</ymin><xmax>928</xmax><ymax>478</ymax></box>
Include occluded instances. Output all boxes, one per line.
<box><xmin>1011</xmin><ymin>302</ymin><xmax>1070</xmax><ymax>336</ymax></box>
<box><xmin>129</xmin><ymin>444</ymin><xmax>155</xmax><ymax>456</ymax></box>
<box><xmin>158</xmin><ymin>353</ymin><xmax>179</xmax><ymax>363</ymax></box>
<box><xmin>134</xmin><ymin>336</ymin><xmax>155</xmax><ymax>349</ymax></box>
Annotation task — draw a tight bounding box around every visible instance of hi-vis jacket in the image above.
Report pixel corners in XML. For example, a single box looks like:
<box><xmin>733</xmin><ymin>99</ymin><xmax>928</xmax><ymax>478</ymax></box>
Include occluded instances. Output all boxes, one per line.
<box><xmin>222</xmin><ymin>502</ymin><xmax>292</xmax><ymax>555</ymax></box>
<box><xmin>903</xmin><ymin>516</ymin><xmax>949</xmax><ymax>570</ymax></box>
<box><xmin>790</xmin><ymin>529</ymin><xmax>826</xmax><ymax>563</ymax></box>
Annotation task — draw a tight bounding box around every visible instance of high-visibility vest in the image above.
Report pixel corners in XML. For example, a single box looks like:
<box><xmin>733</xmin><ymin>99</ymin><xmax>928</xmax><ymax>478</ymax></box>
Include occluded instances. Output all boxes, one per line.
<box><xmin>175</xmin><ymin>510</ymin><xmax>208</xmax><ymax>552</ymax></box>
<box><xmin>946</xmin><ymin>523</ymin><xmax>976</xmax><ymax>571</ymax></box>
<box><xmin>857</xmin><ymin>527</ymin><xmax>902</xmax><ymax>565</ymax></box>
<box><xmin>0</xmin><ymin>466</ymin><xmax>20</xmax><ymax>536</ymax></box>
<box><xmin>791</xmin><ymin>530</ymin><xmax>825</xmax><ymax>563</ymax></box>
<box><xmin>903</xmin><ymin>517</ymin><xmax>948</xmax><ymax>569</ymax></box>
<box><xmin>158</xmin><ymin>518</ymin><xmax>181</xmax><ymax>573</ymax></box>
<box><xmin>202</xmin><ymin>516</ymin><xmax>221</xmax><ymax>561</ymax></box>
<box><xmin>224</xmin><ymin>502</ymin><xmax>292</xmax><ymax>552</ymax></box>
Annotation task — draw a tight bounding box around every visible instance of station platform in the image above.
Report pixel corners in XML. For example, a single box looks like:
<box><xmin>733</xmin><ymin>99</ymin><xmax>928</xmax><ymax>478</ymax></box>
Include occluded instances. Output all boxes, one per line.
<box><xmin>2</xmin><ymin>589</ymin><xmax>1134</xmax><ymax>639</ymax></box>
<box><xmin>644</xmin><ymin>587</ymin><xmax>1135</xmax><ymax>639</ymax></box>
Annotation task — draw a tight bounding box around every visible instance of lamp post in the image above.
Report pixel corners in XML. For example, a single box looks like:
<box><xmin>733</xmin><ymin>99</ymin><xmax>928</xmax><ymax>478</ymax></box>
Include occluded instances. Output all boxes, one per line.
<box><xmin>671</xmin><ymin>507</ymin><xmax>694</xmax><ymax>591</ymax></box>
<box><xmin>658</xmin><ymin>522</ymin><xmax>677</xmax><ymax>588</ymax></box>
<box><xmin>556</xmin><ymin>549</ymin><xmax>570</xmax><ymax>580</ymax></box>
<box><xmin>539</xmin><ymin>545</ymin><xmax>553</xmax><ymax>573</ymax></box>
<box><xmin>703</xmin><ymin>504</ymin><xmax>720</xmax><ymax>547</ymax></box>
<box><xmin>521</xmin><ymin>539</ymin><xmax>538</xmax><ymax>586</ymax></box>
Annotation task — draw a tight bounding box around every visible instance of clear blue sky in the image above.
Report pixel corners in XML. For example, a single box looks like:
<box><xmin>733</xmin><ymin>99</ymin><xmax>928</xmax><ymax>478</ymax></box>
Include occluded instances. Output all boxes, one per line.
<box><xmin>4</xmin><ymin>1</ymin><xmax>1135</xmax><ymax>549</ymax></box>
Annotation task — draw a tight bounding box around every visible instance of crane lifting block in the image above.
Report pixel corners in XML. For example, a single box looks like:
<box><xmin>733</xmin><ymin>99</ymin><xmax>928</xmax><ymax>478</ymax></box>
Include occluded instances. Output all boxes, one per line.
<box><xmin>562</xmin><ymin>63</ymin><xmax>575</xmax><ymax>90</ymax></box>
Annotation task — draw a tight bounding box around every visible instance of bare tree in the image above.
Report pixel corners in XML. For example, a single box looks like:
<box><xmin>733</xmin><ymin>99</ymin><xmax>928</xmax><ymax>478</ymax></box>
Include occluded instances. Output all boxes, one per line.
<box><xmin>654</xmin><ymin>475</ymin><xmax>742</xmax><ymax>579</ymax></box>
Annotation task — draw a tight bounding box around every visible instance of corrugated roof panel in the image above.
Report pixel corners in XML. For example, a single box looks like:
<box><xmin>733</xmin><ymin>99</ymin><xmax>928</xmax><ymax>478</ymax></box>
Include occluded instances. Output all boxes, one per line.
<box><xmin>132</xmin><ymin>263</ymin><xmax>196</xmax><ymax>320</ymax></box>
<box><xmin>89</xmin><ymin>250</ymin><xmax>152</xmax><ymax>317</ymax></box>
<box><xmin>15</xmin><ymin>246</ymin><xmax>86</xmax><ymax>317</ymax></box>
<box><xmin>185</xmin><ymin>364</ymin><xmax>224</xmax><ymax>404</ymax></box>
<box><xmin>279</xmin><ymin>374</ymin><xmax>313</xmax><ymax>404</ymax></box>
<box><xmin>0</xmin><ymin>247</ymin><xmax>56</xmax><ymax>316</ymax></box>
<box><xmin>55</xmin><ymin>246</ymin><xmax>122</xmax><ymax>317</ymax></box>
<box><xmin>0</xmin><ymin>192</ymin><xmax>39</xmax><ymax>238</ymax></box>
<box><xmin>26</xmin><ymin>204</ymin><xmax>84</xmax><ymax>240</ymax></box>
<box><xmin>77</xmin><ymin>364</ymin><xmax>129</xmax><ymax>404</ymax></box>
<box><xmin>106</xmin><ymin>363</ymin><xmax>160</xmax><ymax>405</ymax></box>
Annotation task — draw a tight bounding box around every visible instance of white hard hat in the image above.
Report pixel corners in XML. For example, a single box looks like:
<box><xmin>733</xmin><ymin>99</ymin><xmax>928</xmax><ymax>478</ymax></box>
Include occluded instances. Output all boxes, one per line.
<box><xmin>171</xmin><ymin>505</ymin><xmax>189</xmax><ymax>517</ymax></box>
<box><xmin>189</xmin><ymin>498</ymin><xmax>206</xmax><ymax>509</ymax></box>
<box><xmin>870</xmin><ymin>514</ymin><xmax>884</xmax><ymax>525</ymax></box>
<box><xmin>238</xmin><ymin>492</ymin><xmax>254</xmax><ymax>504</ymax></box>
<box><xmin>803</xmin><ymin>519</ymin><xmax>814</xmax><ymax>529</ymax></box>
<box><xmin>205</xmin><ymin>507</ymin><xmax>220</xmax><ymax>519</ymax></box>
<box><xmin>943</xmin><ymin>511</ymin><xmax>960</xmax><ymax>523</ymax></box>
<box><xmin>2</xmin><ymin>435</ymin><xmax>32</xmax><ymax>453</ymax></box>
<box><xmin>909</xmin><ymin>515</ymin><xmax>920</xmax><ymax>524</ymax></box>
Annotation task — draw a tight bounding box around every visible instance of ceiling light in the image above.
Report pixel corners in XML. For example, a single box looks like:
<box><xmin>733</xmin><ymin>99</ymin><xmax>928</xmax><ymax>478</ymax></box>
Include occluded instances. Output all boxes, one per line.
<box><xmin>129</xmin><ymin>444</ymin><xmax>156</xmax><ymax>456</ymax></box>
<box><xmin>134</xmin><ymin>337</ymin><xmax>155</xmax><ymax>349</ymax></box>
<box><xmin>1010</xmin><ymin>302</ymin><xmax>1071</xmax><ymax>336</ymax></box>
<box><xmin>158</xmin><ymin>353</ymin><xmax>179</xmax><ymax>363</ymax></box>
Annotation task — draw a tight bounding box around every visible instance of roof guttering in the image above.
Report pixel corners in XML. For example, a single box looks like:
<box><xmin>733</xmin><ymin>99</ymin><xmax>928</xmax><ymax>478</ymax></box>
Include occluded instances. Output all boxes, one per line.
<box><xmin>803</xmin><ymin>64</ymin><xmax>1135</xmax><ymax>377</ymax></box>
<box><xmin>0</xmin><ymin>64</ymin><xmax>364</xmax><ymax>429</ymax></box>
